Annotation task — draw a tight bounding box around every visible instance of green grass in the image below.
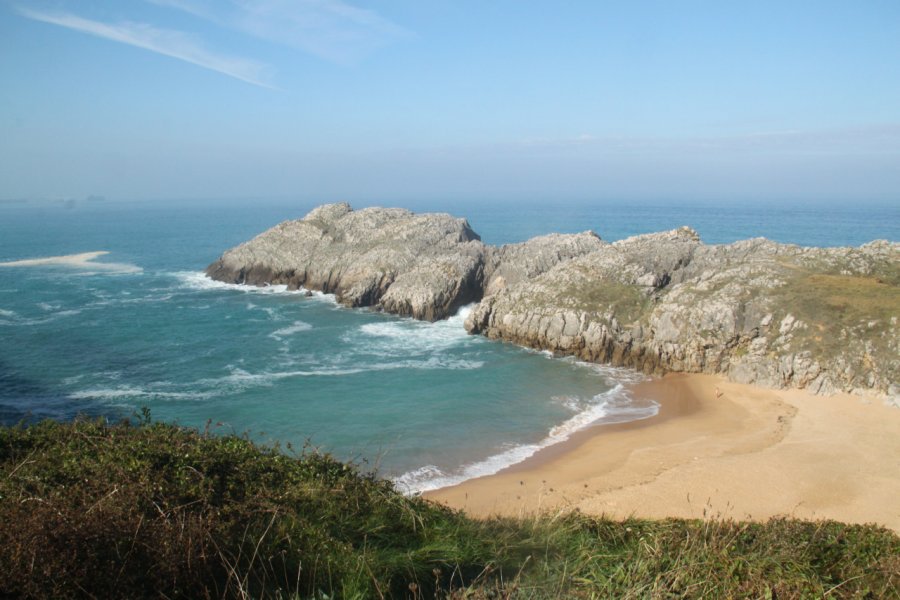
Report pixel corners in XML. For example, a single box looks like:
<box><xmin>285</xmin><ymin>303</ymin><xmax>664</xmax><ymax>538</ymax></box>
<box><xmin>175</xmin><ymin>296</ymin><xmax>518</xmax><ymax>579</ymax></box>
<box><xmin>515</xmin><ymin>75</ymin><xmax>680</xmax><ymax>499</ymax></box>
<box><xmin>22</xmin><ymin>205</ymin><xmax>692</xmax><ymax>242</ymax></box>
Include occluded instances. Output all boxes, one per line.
<box><xmin>770</xmin><ymin>272</ymin><xmax>899</xmax><ymax>380</ymax></box>
<box><xmin>560</xmin><ymin>279</ymin><xmax>648</xmax><ymax>325</ymax></box>
<box><xmin>2</xmin><ymin>417</ymin><xmax>898</xmax><ymax>599</ymax></box>
<box><xmin>781</xmin><ymin>273</ymin><xmax>900</xmax><ymax>327</ymax></box>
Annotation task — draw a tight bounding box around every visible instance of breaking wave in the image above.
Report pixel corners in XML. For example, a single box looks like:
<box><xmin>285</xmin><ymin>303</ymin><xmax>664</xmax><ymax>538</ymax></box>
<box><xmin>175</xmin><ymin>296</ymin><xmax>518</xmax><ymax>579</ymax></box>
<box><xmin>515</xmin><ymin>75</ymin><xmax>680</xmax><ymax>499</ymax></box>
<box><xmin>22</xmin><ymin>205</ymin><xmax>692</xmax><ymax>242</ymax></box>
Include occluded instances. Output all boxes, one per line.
<box><xmin>174</xmin><ymin>271</ymin><xmax>335</xmax><ymax>302</ymax></box>
<box><xmin>269</xmin><ymin>321</ymin><xmax>313</xmax><ymax>339</ymax></box>
<box><xmin>349</xmin><ymin>304</ymin><xmax>479</xmax><ymax>358</ymax></box>
<box><xmin>69</xmin><ymin>386</ymin><xmax>212</xmax><ymax>401</ymax></box>
<box><xmin>394</xmin><ymin>383</ymin><xmax>658</xmax><ymax>494</ymax></box>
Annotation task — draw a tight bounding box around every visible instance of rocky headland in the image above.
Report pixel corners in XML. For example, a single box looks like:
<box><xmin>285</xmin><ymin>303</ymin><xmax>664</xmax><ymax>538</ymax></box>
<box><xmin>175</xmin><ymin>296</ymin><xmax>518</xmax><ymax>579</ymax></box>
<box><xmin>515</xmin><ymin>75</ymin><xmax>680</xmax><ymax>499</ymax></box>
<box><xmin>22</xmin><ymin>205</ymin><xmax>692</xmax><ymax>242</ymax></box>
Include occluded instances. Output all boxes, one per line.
<box><xmin>207</xmin><ymin>203</ymin><xmax>899</xmax><ymax>400</ymax></box>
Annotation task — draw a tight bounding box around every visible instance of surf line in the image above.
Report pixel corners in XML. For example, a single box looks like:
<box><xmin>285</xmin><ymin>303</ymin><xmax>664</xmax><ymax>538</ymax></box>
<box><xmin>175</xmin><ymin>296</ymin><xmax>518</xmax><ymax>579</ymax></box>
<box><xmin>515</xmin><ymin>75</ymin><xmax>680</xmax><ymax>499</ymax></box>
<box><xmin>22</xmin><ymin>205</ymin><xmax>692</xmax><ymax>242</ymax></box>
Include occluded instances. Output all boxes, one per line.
<box><xmin>0</xmin><ymin>251</ymin><xmax>142</xmax><ymax>273</ymax></box>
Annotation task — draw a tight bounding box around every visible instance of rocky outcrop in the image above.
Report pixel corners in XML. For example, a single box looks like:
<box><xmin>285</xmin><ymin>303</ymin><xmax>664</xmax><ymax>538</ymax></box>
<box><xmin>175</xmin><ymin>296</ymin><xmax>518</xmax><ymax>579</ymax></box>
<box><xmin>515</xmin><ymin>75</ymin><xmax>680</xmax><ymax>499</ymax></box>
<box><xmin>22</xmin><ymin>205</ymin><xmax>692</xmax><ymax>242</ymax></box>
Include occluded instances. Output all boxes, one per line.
<box><xmin>206</xmin><ymin>203</ymin><xmax>485</xmax><ymax>320</ymax></box>
<box><xmin>206</xmin><ymin>203</ymin><xmax>600</xmax><ymax>322</ymax></box>
<box><xmin>467</xmin><ymin>233</ymin><xmax>899</xmax><ymax>400</ymax></box>
<box><xmin>208</xmin><ymin>203</ymin><xmax>899</xmax><ymax>399</ymax></box>
<box><xmin>482</xmin><ymin>232</ymin><xmax>607</xmax><ymax>297</ymax></box>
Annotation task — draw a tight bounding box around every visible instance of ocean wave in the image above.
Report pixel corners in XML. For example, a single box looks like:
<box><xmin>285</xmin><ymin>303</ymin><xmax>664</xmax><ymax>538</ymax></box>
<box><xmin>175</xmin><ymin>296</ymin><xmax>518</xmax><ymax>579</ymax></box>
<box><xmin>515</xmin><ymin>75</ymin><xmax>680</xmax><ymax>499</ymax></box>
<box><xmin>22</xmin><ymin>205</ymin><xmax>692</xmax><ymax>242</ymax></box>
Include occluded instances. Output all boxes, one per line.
<box><xmin>269</xmin><ymin>320</ymin><xmax>313</xmax><ymax>339</ymax></box>
<box><xmin>200</xmin><ymin>366</ymin><xmax>377</xmax><ymax>390</ymax></box>
<box><xmin>174</xmin><ymin>272</ymin><xmax>335</xmax><ymax>303</ymax></box>
<box><xmin>118</xmin><ymin>293</ymin><xmax>175</xmax><ymax>305</ymax></box>
<box><xmin>552</xmin><ymin>395</ymin><xmax>583</xmax><ymax>413</ymax></box>
<box><xmin>392</xmin><ymin>357</ymin><xmax>484</xmax><ymax>371</ymax></box>
<box><xmin>519</xmin><ymin>350</ymin><xmax>648</xmax><ymax>387</ymax></box>
<box><xmin>350</xmin><ymin>304</ymin><xmax>479</xmax><ymax>357</ymax></box>
<box><xmin>245</xmin><ymin>302</ymin><xmax>281</xmax><ymax>320</ymax></box>
<box><xmin>574</xmin><ymin>360</ymin><xmax>648</xmax><ymax>385</ymax></box>
<box><xmin>0</xmin><ymin>251</ymin><xmax>142</xmax><ymax>274</ymax></box>
<box><xmin>69</xmin><ymin>386</ymin><xmax>213</xmax><ymax>401</ymax></box>
<box><xmin>209</xmin><ymin>358</ymin><xmax>484</xmax><ymax>388</ymax></box>
<box><xmin>394</xmin><ymin>384</ymin><xmax>658</xmax><ymax>494</ymax></box>
<box><xmin>0</xmin><ymin>308</ymin><xmax>83</xmax><ymax>326</ymax></box>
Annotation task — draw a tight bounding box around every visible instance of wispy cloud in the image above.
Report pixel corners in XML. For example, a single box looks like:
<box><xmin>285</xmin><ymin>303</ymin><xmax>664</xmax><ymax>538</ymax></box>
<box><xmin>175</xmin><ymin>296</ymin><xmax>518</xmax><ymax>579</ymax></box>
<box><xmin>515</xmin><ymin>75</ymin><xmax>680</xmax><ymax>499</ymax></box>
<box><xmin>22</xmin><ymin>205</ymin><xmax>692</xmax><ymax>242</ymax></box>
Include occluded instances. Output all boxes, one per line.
<box><xmin>17</xmin><ymin>6</ymin><xmax>275</xmax><ymax>89</ymax></box>
<box><xmin>149</xmin><ymin>0</ymin><xmax>412</xmax><ymax>64</ymax></box>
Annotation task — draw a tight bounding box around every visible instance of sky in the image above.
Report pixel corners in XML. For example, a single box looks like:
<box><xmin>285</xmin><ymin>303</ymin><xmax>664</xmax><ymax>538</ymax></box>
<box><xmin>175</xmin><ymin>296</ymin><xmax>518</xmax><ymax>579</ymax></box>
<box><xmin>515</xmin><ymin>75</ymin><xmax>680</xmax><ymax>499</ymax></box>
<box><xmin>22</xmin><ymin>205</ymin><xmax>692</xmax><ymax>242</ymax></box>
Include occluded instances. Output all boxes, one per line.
<box><xmin>1</xmin><ymin>0</ymin><xmax>899</xmax><ymax>203</ymax></box>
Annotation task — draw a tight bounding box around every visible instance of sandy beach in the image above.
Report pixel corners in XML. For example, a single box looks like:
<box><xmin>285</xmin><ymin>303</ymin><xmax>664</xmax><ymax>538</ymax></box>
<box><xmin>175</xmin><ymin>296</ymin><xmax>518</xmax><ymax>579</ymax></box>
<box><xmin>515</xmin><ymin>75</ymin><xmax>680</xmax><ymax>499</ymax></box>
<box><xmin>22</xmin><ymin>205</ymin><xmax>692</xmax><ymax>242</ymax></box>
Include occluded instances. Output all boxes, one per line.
<box><xmin>426</xmin><ymin>373</ymin><xmax>900</xmax><ymax>532</ymax></box>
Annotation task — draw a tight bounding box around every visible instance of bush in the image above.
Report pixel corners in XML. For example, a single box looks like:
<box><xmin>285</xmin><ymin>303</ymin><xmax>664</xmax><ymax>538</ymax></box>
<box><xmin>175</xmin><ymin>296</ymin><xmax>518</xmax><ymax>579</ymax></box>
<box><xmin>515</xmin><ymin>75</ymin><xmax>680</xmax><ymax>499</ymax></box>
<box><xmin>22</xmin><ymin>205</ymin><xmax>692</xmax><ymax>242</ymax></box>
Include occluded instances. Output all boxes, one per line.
<box><xmin>1</xmin><ymin>418</ymin><xmax>897</xmax><ymax>598</ymax></box>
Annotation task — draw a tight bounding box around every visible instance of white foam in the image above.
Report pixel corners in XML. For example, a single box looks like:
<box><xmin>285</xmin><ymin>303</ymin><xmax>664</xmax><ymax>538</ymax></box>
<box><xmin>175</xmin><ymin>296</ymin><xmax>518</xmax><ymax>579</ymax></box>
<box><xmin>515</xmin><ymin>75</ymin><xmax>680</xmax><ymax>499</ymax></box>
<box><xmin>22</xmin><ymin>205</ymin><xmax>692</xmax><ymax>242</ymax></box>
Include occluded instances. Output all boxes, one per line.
<box><xmin>69</xmin><ymin>386</ymin><xmax>212</xmax><ymax>401</ymax></box>
<box><xmin>201</xmin><ymin>365</ymin><xmax>377</xmax><ymax>390</ymax></box>
<box><xmin>269</xmin><ymin>320</ymin><xmax>313</xmax><ymax>339</ymax></box>
<box><xmin>196</xmin><ymin>355</ymin><xmax>485</xmax><ymax>393</ymax></box>
<box><xmin>0</xmin><ymin>308</ymin><xmax>82</xmax><ymax>326</ymax></box>
<box><xmin>553</xmin><ymin>395</ymin><xmax>582</xmax><ymax>413</ymax></box>
<box><xmin>118</xmin><ymin>293</ymin><xmax>174</xmax><ymax>305</ymax></box>
<box><xmin>352</xmin><ymin>304</ymin><xmax>479</xmax><ymax>357</ymax></box>
<box><xmin>402</xmin><ymin>356</ymin><xmax>484</xmax><ymax>370</ymax></box>
<box><xmin>549</xmin><ymin>385</ymin><xmax>622</xmax><ymax>438</ymax></box>
<box><xmin>174</xmin><ymin>271</ymin><xmax>336</xmax><ymax>302</ymax></box>
<box><xmin>576</xmin><ymin>360</ymin><xmax>648</xmax><ymax>385</ymax></box>
<box><xmin>0</xmin><ymin>251</ymin><xmax>142</xmax><ymax>274</ymax></box>
<box><xmin>394</xmin><ymin>383</ymin><xmax>658</xmax><ymax>494</ymax></box>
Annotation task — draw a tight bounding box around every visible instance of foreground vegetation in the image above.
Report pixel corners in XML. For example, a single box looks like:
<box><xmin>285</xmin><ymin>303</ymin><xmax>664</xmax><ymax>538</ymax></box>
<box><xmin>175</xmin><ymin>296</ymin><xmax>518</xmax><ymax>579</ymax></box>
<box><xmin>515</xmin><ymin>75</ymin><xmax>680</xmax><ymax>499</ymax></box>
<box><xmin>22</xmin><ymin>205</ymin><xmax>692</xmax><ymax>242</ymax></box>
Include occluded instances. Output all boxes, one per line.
<box><xmin>1</xmin><ymin>417</ymin><xmax>897</xmax><ymax>599</ymax></box>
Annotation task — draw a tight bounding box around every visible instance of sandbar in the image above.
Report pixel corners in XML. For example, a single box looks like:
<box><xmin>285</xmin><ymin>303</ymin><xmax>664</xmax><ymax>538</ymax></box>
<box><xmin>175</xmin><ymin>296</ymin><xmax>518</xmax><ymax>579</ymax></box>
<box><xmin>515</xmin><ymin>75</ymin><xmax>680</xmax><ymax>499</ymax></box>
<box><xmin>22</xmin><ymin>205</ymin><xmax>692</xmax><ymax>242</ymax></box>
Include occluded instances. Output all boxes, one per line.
<box><xmin>0</xmin><ymin>251</ymin><xmax>141</xmax><ymax>273</ymax></box>
<box><xmin>426</xmin><ymin>373</ymin><xmax>900</xmax><ymax>532</ymax></box>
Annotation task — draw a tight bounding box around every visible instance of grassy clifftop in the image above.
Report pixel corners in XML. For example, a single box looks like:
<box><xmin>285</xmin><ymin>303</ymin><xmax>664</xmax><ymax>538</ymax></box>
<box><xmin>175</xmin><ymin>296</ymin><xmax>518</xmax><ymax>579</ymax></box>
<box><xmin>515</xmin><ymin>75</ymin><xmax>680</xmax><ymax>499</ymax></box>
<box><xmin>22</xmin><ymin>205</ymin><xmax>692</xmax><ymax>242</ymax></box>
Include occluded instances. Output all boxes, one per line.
<box><xmin>1</xmin><ymin>418</ymin><xmax>898</xmax><ymax>599</ymax></box>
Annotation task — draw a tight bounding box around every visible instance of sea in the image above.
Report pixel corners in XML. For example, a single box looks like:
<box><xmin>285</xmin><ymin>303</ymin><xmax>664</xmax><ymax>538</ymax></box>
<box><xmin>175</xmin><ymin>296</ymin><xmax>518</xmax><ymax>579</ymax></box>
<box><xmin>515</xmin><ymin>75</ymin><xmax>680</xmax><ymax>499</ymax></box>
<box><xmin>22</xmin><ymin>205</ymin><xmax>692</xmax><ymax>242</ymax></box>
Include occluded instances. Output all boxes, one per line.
<box><xmin>1</xmin><ymin>197</ymin><xmax>897</xmax><ymax>492</ymax></box>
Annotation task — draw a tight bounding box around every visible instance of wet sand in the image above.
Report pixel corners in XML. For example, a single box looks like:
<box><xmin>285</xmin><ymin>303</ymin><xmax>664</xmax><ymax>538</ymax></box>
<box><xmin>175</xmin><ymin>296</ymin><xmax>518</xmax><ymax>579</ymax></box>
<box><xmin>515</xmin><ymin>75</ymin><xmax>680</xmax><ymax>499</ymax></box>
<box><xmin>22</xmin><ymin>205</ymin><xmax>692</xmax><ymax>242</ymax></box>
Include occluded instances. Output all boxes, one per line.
<box><xmin>426</xmin><ymin>373</ymin><xmax>900</xmax><ymax>532</ymax></box>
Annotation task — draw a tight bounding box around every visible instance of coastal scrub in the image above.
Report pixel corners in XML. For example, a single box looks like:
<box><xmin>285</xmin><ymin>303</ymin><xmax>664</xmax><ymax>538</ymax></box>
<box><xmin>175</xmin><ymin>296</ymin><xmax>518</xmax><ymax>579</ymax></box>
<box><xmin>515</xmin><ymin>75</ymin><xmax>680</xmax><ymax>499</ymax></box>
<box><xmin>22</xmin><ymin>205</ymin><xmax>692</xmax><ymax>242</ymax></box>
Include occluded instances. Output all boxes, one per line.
<box><xmin>1</xmin><ymin>417</ymin><xmax>897</xmax><ymax>598</ymax></box>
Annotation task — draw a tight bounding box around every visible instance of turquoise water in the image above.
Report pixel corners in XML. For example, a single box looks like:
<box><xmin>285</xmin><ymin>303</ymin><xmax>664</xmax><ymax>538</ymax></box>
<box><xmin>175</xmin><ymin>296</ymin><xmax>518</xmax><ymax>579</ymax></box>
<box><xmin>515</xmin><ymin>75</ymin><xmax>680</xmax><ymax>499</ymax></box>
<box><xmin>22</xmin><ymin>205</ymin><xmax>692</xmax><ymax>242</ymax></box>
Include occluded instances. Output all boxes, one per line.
<box><xmin>1</xmin><ymin>198</ymin><xmax>897</xmax><ymax>491</ymax></box>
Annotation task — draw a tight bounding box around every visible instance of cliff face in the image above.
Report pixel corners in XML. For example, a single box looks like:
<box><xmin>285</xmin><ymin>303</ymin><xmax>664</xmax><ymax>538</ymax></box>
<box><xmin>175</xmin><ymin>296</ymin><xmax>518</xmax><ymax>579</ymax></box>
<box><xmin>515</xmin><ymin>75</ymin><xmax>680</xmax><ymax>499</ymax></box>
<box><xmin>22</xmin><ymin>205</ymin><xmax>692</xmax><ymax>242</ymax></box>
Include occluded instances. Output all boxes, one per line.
<box><xmin>208</xmin><ymin>203</ymin><xmax>899</xmax><ymax>399</ymax></box>
<box><xmin>468</xmin><ymin>232</ymin><xmax>898</xmax><ymax>399</ymax></box>
<box><xmin>206</xmin><ymin>202</ymin><xmax>484</xmax><ymax>320</ymax></box>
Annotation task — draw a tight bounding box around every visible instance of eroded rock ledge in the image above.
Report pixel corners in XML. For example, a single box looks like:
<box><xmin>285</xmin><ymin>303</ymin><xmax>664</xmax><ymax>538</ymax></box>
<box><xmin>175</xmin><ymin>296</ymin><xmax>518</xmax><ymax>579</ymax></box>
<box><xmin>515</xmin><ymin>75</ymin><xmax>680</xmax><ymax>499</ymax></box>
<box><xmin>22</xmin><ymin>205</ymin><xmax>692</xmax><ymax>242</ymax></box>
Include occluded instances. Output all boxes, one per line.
<box><xmin>208</xmin><ymin>203</ymin><xmax>899</xmax><ymax>399</ymax></box>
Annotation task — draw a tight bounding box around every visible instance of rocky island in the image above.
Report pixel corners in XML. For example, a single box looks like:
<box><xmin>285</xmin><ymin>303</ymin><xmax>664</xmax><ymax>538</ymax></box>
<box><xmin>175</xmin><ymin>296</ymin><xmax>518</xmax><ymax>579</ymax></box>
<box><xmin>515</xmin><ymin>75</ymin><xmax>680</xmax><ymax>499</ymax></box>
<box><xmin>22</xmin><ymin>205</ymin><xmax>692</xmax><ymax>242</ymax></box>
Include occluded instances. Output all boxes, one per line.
<box><xmin>207</xmin><ymin>203</ymin><xmax>899</xmax><ymax>401</ymax></box>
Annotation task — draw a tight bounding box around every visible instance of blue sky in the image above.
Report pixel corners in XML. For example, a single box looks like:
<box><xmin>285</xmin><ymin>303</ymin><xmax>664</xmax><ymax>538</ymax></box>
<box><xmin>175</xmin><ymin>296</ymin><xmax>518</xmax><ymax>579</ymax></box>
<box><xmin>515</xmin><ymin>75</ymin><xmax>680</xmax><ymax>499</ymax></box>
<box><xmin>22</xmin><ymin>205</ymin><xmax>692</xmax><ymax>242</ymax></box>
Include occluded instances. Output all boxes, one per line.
<box><xmin>1</xmin><ymin>0</ymin><xmax>899</xmax><ymax>202</ymax></box>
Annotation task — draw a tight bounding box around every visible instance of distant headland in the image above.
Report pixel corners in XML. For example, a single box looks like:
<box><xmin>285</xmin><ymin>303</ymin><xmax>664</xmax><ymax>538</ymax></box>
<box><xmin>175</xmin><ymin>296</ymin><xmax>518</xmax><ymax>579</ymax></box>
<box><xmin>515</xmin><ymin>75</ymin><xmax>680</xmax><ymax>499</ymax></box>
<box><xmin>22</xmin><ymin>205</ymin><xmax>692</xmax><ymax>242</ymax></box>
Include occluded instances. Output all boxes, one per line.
<box><xmin>208</xmin><ymin>203</ymin><xmax>899</xmax><ymax>400</ymax></box>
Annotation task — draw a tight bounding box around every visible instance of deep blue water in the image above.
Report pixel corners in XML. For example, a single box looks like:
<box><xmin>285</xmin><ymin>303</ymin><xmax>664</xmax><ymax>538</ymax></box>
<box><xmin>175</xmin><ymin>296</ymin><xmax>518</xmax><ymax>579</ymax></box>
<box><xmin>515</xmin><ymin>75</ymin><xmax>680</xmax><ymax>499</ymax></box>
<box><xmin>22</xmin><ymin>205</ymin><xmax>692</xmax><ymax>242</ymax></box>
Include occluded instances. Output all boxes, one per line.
<box><xmin>0</xmin><ymin>197</ymin><xmax>896</xmax><ymax>491</ymax></box>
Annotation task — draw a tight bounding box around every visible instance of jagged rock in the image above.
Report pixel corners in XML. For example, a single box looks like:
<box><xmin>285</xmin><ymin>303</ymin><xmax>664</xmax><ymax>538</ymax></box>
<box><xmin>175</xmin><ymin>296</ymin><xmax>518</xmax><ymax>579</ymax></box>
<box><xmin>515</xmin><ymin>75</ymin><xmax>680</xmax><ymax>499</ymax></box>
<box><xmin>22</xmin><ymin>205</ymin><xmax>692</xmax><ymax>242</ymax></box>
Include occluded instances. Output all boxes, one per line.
<box><xmin>467</xmin><ymin>229</ymin><xmax>899</xmax><ymax>398</ymax></box>
<box><xmin>482</xmin><ymin>232</ymin><xmax>606</xmax><ymax>296</ymax></box>
<box><xmin>206</xmin><ymin>203</ymin><xmax>485</xmax><ymax>321</ymax></box>
<box><xmin>209</xmin><ymin>203</ymin><xmax>899</xmax><ymax>398</ymax></box>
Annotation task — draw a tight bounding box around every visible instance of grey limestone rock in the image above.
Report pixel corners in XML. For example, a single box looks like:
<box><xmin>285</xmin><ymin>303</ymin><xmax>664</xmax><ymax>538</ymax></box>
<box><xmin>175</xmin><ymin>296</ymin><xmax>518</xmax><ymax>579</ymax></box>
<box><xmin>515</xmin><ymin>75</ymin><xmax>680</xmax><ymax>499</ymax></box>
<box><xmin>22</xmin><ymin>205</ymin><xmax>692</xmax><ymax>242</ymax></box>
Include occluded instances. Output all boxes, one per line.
<box><xmin>466</xmin><ymin>229</ymin><xmax>899</xmax><ymax>398</ymax></box>
<box><xmin>209</xmin><ymin>203</ymin><xmax>899</xmax><ymax>397</ymax></box>
<box><xmin>482</xmin><ymin>231</ymin><xmax>607</xmax><ymax>297</ymax></box>
<box><xmin>206</xmin><ymin>202</ymin><xmax>485</xmax><ymax>321</ymax></box>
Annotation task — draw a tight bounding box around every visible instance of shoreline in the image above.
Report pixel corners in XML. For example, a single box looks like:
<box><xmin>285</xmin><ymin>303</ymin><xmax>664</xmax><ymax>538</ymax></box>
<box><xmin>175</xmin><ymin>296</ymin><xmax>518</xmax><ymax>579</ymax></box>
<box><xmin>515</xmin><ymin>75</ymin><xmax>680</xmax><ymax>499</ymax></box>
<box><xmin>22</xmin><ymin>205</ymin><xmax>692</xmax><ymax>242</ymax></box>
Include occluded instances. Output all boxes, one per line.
<box><xmin>426</xmin><ymin>373</ymin><xmax>900</xmax><ymax>532</ymax></box>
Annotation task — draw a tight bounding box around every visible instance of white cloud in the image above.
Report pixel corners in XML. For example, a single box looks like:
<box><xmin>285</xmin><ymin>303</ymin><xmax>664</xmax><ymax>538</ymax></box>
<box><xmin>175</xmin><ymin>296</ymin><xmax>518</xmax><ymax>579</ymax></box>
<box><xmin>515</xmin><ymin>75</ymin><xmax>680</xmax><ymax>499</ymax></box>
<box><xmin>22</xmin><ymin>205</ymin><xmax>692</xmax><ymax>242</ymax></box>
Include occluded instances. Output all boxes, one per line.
<box><xmin>149</xmin><ymin>0</ymin><xmax>412</xmax><ymax>64</ymax></box>
<box><xmin>17</xmin><ymin>7</ymin><xmax>276</xmax><ymax>89</ymax></box>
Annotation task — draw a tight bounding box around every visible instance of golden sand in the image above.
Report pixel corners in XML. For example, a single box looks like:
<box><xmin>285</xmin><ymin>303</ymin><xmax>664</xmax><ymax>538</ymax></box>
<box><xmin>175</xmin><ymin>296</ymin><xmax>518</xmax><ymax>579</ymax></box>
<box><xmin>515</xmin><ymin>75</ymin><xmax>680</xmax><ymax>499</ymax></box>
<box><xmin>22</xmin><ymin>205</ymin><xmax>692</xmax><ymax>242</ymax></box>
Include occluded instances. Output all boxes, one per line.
<box><xmin>426</xmin><ymin>373</ymin><xmax>900</xmax><ymax>532</ymax></box>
